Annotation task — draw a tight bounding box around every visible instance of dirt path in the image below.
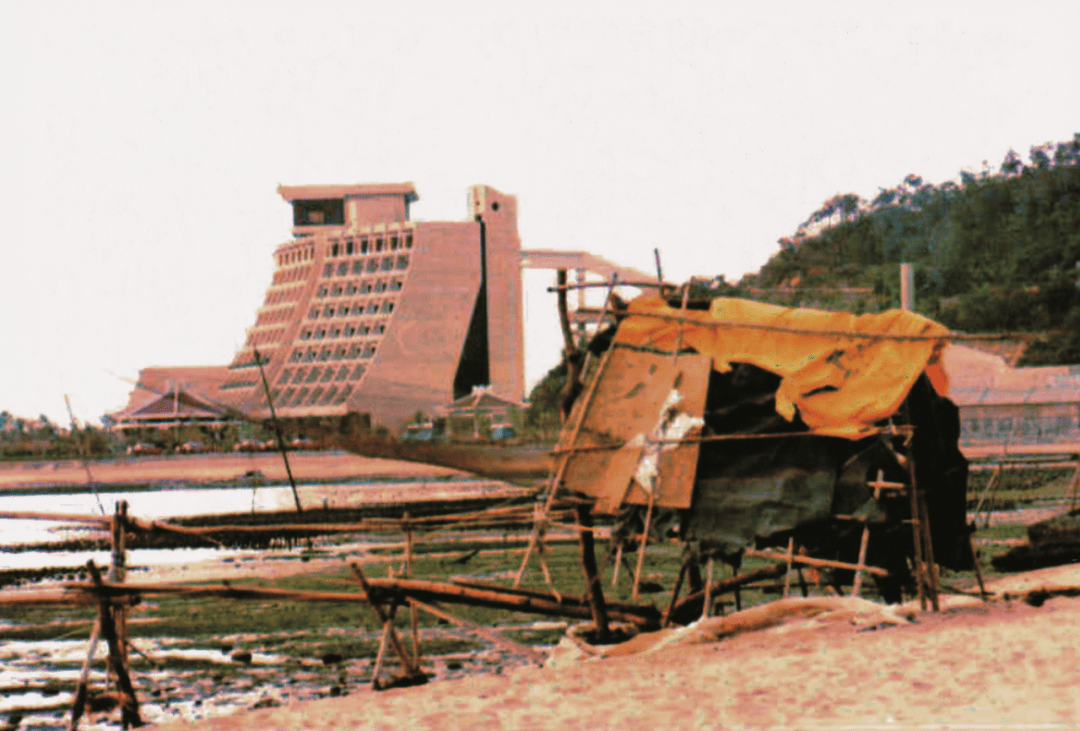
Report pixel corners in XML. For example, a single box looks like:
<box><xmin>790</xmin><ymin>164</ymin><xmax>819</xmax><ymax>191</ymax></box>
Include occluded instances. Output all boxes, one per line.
<box><xmin>158</xmin><ymin>590</ymin><xmax>1080</xmax><ymax>730</ymax></box>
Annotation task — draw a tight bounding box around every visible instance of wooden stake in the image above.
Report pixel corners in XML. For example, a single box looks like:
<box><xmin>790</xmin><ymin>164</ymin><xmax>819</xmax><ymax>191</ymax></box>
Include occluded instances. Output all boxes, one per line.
<box><xmin>732</xmin><ymin>564</ymin><xmax>742</xmax><ymax>612</ymax></box>
<box><xmin>370</xmin><ymin>620</ymin><xmax>390</xmax><ymax>690</ymax></box>
<box><xmin>70</xmin><ymin>621</ymin><xmax>101</xmax><ymax>730</ymax></box>
<box><xmin>631</xmin><ymin>492</ymin><xmax>655</xmax><ymax>601</ymax></box>
<box><xmin>576</xmin><ymin>505</ymin><xmax>609</xmax><ymax>640</ymax></box>
<box><xmin>350</xmin><ymin>564</ymin><xmax>416</xmax><ymax>675</ymax></box>
<box><xmin>701</xmin><ymin>558</ymin><xmax>714</xmax><ymax>621</ymax></box>
<box><xmin>610</xmin><ymin>544</ymin><xmax>623</xmax><ymax>587</ymax></box>
<box><xmin>851</xmin><ymin>524</ymin><xmax>870</xmax><ymax>597</ymax></box>
<box><xmin>408</xmin><ymin>598</ymin><xmax>544</xmax><ymax>661</ymax></box>
<box><xmin>85</xmin><ymin>561</ymin><xmax>141</xmax><ymax>728</ymax></box>
<box><xmin>969</xmin><ymin>532</ymin><xmax>988</xmax><ymax>601</ymax></box>
<box><xmin>410</xmin><ymin>602</ymin><xmax>421</xmax><ymax>668</ymax></box>
<box><xmin>402</xmin><ymin>512</ymin><xmax>413</xmax><ymax>578</ymax></box>
<box><xmin>783</xmin><ymin>536</ymin><xmax>794</xmax><ymax>598</ymax></box>
<box><xmin>663</xmin><ymin>560</ymin><xmax>689</xmax><ymax>627</ymax></box>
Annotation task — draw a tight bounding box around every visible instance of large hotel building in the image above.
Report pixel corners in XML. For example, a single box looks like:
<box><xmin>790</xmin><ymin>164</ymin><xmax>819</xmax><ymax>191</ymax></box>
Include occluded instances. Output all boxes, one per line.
<box><xmin>220</xmin><ymin>182</ymin><xmax>525</xmax><ymax>432</ymax></box>
<box><xmin>113</xmin><ymin>182</ymin><xmax>648</xmax><ymax>436</ymax></box>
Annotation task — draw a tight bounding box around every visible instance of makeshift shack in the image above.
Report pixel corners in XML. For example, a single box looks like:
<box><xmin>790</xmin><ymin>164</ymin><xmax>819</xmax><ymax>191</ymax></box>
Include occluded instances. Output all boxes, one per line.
<box><xmin>554</xmin><ymin>291</ymin><xmax>971</xmax><ymax>606</ymax></box>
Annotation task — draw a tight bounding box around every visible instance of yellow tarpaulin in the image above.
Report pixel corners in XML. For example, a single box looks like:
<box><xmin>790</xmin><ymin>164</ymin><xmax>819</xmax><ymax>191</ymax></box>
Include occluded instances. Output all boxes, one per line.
<box><xmin>613</xmin><ymin>295</ymin><xmax>950</xmax><ymax>439</ymax></box>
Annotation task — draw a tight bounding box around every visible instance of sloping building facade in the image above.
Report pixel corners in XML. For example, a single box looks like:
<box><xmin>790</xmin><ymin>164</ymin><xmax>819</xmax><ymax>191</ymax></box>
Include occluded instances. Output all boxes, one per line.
<box><xmin>212</xmin><ymin>183</ymin><xmax>525</xmax><ymax>434</ymax></box>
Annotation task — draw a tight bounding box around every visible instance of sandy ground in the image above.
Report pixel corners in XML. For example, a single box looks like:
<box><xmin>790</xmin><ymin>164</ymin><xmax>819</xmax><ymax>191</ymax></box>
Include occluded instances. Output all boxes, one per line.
<box><xmin>0</xmin><ymin>451</ymin><xmax>461</xmax><ymax>490</ymax></box>
<box><xmin>149</xmin><ymin>568</ymin><xmax>1080</xmax><ymax>731</ymax></box>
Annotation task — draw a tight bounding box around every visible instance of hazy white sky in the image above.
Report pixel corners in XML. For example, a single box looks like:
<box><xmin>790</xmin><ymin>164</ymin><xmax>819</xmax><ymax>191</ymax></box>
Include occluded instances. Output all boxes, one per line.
<box><xmin>2</xmin><ymin>2</ymin><xmax>1078</xmax><ymax>426</ymax></box>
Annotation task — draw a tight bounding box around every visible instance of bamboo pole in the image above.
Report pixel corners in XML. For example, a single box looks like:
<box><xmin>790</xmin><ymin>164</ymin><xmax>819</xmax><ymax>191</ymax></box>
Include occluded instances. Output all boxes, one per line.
<box><xmin>84</xmin><ymin>561</ymin><xmax>140</xmax><ymax>728</ymax></box>
<box><xmin>782</xmin><ymin>537</ymin><xmax>794</xmax><ymax>598</ymax></box>
<box><xmin>663</xmin><ymin>561</ymin><xmax>689</xmax><ymax>628</ymax></box>
<box><xmin>350</xmin><ymin>563</ymin><xmax>416</xmax><ymax>677</ymax></box>
<box><xmin>743</xmin><ymin>549</ymin><xmax>889</xmax><ymax>576</ymax></box>
<box><xmin>253</xmin><ymin>348</ymin><xmax>302</xmax><ymax>513</ymax></box>
<box><xmin>630</xmin><ymin>492</ymin><xmax>654</xmax><ymax>601</ymax></box>
<box><xmin>851</xmin><ymin>524</ymin><xmax>870</xmax><ymax>597</ymax></box>
<box><xmin>701</xmin><ymin>558</ymin><xmax>714</xmax><ymax>621</ymax></box>
<box><xmin>669</xmin><ymin>563</ymin><xmax>788</xmax><ymax>626</ymax></box>
<box><xmin>576</xmin><ymin>505</ymin><xmax>609</xmax><ymax>639</ymax></box>
<box><xmin>408</xmin><ymin>598</ymin><xmax>545</xmax><ymax>662</ymax></box>
<box><xmin>70</xmin><ymin>621</ymin><xmax>101</xmax><ymax>730</ymax></box>
<box><xmin>370</xmin><ymin>621</ymin><xmax>390</xmax><ymax>690</ymax></box>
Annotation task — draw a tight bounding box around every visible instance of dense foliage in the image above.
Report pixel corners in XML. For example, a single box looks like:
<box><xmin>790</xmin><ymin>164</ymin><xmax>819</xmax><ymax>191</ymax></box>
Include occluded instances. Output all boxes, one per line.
<box><xmin>746</xmin><ymin>134</ymin><xmax>1080</xmax><ymax>365</ymax></box>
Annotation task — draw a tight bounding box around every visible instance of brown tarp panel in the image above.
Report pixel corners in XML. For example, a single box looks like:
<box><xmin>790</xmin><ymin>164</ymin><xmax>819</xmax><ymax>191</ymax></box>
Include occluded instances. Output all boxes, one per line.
<box><xmin>559</xmin><ymin>348</ymin><xmax>711</xmax><ymax>514</ymax></box>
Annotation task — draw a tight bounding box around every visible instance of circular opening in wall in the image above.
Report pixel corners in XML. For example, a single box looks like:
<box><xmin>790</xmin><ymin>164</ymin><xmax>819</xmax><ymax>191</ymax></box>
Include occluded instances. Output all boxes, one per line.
<box><xmin>491</xmin><ymin>201</ymin><xmax>500</xmax><ymax>211</ymax></box>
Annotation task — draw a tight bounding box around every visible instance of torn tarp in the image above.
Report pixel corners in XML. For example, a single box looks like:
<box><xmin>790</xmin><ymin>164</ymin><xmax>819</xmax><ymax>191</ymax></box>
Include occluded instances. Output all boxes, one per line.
<box><xmin>613</xmin><ymin>295</ymin><xmax>950</xmax><ymax>439</ymax></box>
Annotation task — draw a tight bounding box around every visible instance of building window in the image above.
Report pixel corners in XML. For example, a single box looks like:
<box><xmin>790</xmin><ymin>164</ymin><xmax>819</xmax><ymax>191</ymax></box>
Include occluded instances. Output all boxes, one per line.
<box><xmin>307</xmin><ymin>387</ymin><xmax>323</xmax><ymax>405</ymax></box>
<box><xmin>366</xmin><ymin>259</ymin><xmax>379</xmax><ymax>273</ymax></box>
<box><xmin>390</xmin><ymin>235</ymin><xmax>399</xmax><ymax>250</ymax></box>
<box><xmin>336</xmin><ymin>366</ymin><xmax>350</xmax><ymax>381</ymax></box>
<box><xmin>323</xmin><ymin>306</ymin><xmax>334</xmax><ymax>318</ymax></box>
<box><xmin>375</xmin><ymin>280</ymin><xmax>387</xmax><ymax>293</ymax></box>
<box><xmin>290</xmin><ymin>350</ymin><xmax>303</xmax><ymax>362</ymax></box>
<box><xmin>323</xmin><ymin>263</ymin><xmax>333</xmax><ymax>277</ymax></box>
<box><xmin>405</xmin><ymin>233</ymin><xmax>413</xmax><ymax>249</ymax></box>
<box><xmin>337</xmin><ymin>262</ymin><xmax>348</xmax><ymax>277</ymax></box>
<box><xmin>344</xmin><ymin>325</ymin><xmax>356</xmax><ymax>337</ymax></box>
<box><xmin>282</xmin><ymin>387</ymin><xmax>295</xmax><ymax>403</ymax></box>
<box><xmin>352</xmin><ymin>261</ymin><xmax>364</xmax><ymax>275</ymax></box>
<box><xmin>396</xmin><ymin>255</ymin><xmax>409</xmax><ymax>270</ymax></box>
<box><xmin>374</xmin><ymin>323</ymin><xmax>385</xmax><ymax>334</ymax></box>
<box><xmin>360</xmin><ymin>323</ymin><xmax>371</xmax><ymax>335</ymax></box>
<box><xmin>294</xmin><ymin>387</ymin><xmax>309</xmax><ymax>405</ymax></box>
<box><xmin>360</xmin><ymin>239</ymin><xmax>368</xmax><ymax>254</ymax></box>
<box><xmin>390</xmin><ymin>279</ymin><xmax>403</xmax><ymax>291</ymax></box>
<box><xmin>320</xmin><ymin>367</ymin><xmax>334</xmax><ymax>382</ymax></box>
<box><xmin>345</xmin><ymin>282</ymin><xmax>357</xmax><ymax>295</ymax></box>
<box><xmin>322</xmin><ymin>386</ymin><xmax>337</xmax><ymax>404</ymax></box>
<box><xmin>316</xmin><ymin>328</ymin><xmax>327</xmax><ymax>339</ymax></box>
<box><xmin>381</xmin><ymin>257</ymin><xmax>394</xmax><ymax>271</ymax></box>
<box><xmin>348</xmin><ymin>344</ymin><xmax>361</xmax><ymax>358</ymax></box>
<box><xmin>334</xmin><ymin>385</ymin><xmax>353</xmax><ymax>404</ymax></box>
<box><xmin>345</xmin><ymin>240</ymin><xmax>354</xmax><ymax>255</ymax></box>
<box><xmin>333</xmin><ymin>345</ymin><xmax>346</xmax><ymax>359</ymax></box>
<box><xmin>300</xmin><ymin>330</ymin><xmax>312</xmax><ymax>340</ymax></box>
<box><xmin>366</xmin><ymin>302</ymin><xmax>379</xmax><ymax>314</ymax></box>
<box><xmin>376</xmin><ymin>238</ymin><xmax>384</xmax><ymax>252</ymax></box>
<box><xmin>360</xmin><ymin>281</ymin><xmax>372</xmax><ymax>294</ymax></box>
<box><xmin>331</xmin><ymin>285</ymin><xmax>343</xmax><ymax>296</ymax></box>
<box><xmin>320</xmin><ymin>347</ymin><xmax>332</xmax><ymax>361</ymax></box>
<box><xmin>293</xmin><ymin>368</ymin><xmax>307</xmax><ymax>384</ymax></box>
<box><xmin>278</xmin><ymin>369</ymin><xmax>292</xmax><ymax>384</ymax></box>
<box><xmin>331</xmin><ymin>243</ymin><xmax>339</xmax><ymax>257</ymax></box>
<box><xmin>381</xmin><ymin>301</ymin><xmax>394</xmax><ymax>314</ymax></box>
<box><xmin>362</xmin><ymin>343</ymin><xmax>377</xmax><ymax>358</ymax></box>
<box><xmin>350</xmin><ymin>365</ymin><xmax>366</xmax><ymax>380</ymax></box>
<box><xmin>350</xmin><ymin>302</ymin><xmax>362</xmax><ymax>316</ymax></box>
<box><xmin>306</xmin><ymin>367</ymin><xmax>321</xmax><ymax>383</ymax></box>
<box><xmin>308</xmin><ymin>308</ymin><xmax>319</xmax><ymax>320</ymax></box>
<box><xmin>317</xmin><ymin>286</ymin><xmax>328</xmax><ymax>297</ymax></box>
<box><xmin>330</xmin><ymin>327</ymin><xmax>341</xmax><ymax>338</ymax></box>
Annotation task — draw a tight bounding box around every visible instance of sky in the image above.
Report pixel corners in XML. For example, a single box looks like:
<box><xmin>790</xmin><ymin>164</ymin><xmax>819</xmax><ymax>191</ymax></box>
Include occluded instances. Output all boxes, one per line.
<box><xmin>2</xmin><ymin>2</ymin><xmax>1078</xmax><ymax>427</ymax></box>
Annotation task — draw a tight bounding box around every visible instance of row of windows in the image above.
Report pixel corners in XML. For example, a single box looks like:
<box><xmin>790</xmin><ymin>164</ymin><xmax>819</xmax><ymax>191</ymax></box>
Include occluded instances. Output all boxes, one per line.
<box><xmin>247</xmin><ymin>327</ymin><xmax>285</xmax><ymax>348</ymax></box>
<box><xmin>277</xmin><ymin>246</ymin><xmax>316</xmax><ymax>268</ymax></box>
<box><xmin>307</xmin><ymin>300</ymin><xmax>395</xmax><ymax>320</ymax></box>
<box><xmin>327</xmin><ymin>233</ymin><xmax>413</xmax><ymax>259</ymax></box>
<box><xmin>256</xmin><ymin>307</ymin><xmax>293</xmax><ymax>326</ymax></box>
<box><xmin>287</xmin><ymin>342</ymin><xmax>378</xmax><ymax>363</ymax></box>
<box><xmin>277</xmin><ymin>363</ymin><xmax>369</xmax><ymax>386</ymax></box>
<box><xmin>272</xmin><ymin>266</ymin><xmax>311</xmax><ymax>285</ymax></box>
<box><xmin>316</xmin><ymin>278</ymin><xmax>403</xmax><ymax>298</ymax></box>
<box><xmin>264</xmin><ymin>288</ymin><xmax>303</xmax><ymax>307</ymax></box>
<box><xmin>300</xmin><ymin>321</ymin><xmax>387</xmax><ymax>341</ymax></box>
<box><xmin>963</xmin><ymin>415</ymin><xmax>1078</xmax><ymax>437</ymax></box>
<box><xmin>274</xmin><ymin>383</ymin><xmax>355</xmax><ymax>409</ymax></box>
<box><xmin>322</xmin><ymin>255</ymin><xmax>409</xmax><ymax>278</ymax></box>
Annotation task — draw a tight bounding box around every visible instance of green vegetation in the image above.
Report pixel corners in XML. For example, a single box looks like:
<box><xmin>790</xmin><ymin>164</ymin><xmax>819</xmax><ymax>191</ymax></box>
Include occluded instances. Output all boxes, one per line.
<box><xmin>740</xmin><ymin>134</ymin><xmax>1080</xmax><ymax>365</ymax></box>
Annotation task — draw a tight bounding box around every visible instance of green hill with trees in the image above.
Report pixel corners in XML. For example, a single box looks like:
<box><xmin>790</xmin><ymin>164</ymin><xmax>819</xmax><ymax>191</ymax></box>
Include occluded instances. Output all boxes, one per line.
<box><xmin>740</xmin><ymin>133</ymin><xmax>1080</xmax><ymax>365</ymax></box>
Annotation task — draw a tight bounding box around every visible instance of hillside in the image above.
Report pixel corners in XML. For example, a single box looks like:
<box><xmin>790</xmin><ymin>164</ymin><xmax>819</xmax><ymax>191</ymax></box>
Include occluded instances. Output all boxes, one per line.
<box><xmin>738</xmin><ymin>133</ymin><xmax>1080</xmax><ymax>366</ymax></box>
